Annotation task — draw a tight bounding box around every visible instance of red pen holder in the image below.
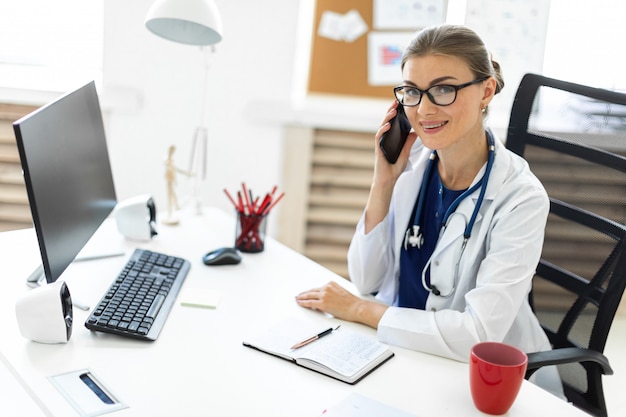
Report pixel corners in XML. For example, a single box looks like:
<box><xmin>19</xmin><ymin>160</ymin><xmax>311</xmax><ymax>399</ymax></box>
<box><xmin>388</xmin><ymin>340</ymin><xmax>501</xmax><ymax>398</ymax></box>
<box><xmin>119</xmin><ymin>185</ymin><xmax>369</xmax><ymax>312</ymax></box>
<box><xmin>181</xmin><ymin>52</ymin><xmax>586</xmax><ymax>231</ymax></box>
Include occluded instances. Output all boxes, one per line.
<box><xmin>235</xmin><ymin>212</ymin><xmax>267</xmax><ymax>253</ymax></box>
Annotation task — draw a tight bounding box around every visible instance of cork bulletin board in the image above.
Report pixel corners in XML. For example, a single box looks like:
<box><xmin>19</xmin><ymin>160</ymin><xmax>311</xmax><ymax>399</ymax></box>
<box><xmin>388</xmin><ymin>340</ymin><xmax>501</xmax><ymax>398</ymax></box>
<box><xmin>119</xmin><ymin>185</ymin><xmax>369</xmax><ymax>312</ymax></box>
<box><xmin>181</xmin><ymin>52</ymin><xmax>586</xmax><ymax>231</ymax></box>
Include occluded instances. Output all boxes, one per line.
<box><xmin>308</xmin><ymin>0</ymin><xmax>390</xmax><ymax>99</ymax></box>
<box><xmin>308</xmin><ymin>0</ymin><xmax>448</xmax><ymax>99</ymax></box>
<box><xmin>307</xmin><ymin>0</ymin><xmax>549</xmax><ymax>105</ymax></box>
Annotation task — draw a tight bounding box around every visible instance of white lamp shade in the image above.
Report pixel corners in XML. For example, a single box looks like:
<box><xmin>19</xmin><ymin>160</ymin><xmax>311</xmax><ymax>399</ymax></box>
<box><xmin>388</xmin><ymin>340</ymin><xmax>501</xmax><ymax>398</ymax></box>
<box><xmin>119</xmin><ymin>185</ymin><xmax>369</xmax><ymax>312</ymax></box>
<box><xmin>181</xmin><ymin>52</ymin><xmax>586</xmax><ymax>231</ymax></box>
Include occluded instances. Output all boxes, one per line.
<box><xmin>145</xmin><ymin>0</ymin><xmax>223</xmax><ymax>46</ymax></box>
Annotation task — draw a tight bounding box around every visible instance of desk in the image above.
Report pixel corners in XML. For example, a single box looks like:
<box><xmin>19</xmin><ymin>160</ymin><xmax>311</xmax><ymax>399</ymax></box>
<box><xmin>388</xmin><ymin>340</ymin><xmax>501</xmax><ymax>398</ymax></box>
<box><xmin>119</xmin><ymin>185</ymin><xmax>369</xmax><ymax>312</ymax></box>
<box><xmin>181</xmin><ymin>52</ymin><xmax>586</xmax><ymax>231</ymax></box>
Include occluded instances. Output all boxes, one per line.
<box><xmin>0</xmin><ymin>208</ymin><xmax>590</xmax><ymax>416</ymax></box>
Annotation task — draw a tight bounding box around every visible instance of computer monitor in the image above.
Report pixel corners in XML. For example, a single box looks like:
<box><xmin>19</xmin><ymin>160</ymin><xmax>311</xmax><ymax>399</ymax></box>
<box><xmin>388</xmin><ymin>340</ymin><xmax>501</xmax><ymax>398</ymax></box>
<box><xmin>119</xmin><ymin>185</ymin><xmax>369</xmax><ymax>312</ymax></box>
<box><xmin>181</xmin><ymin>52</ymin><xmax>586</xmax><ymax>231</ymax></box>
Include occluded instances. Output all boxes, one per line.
<box><xmin>13</xmin><ymin>81</ymin><xmax>118</xmax><ymax>284</ymax></box>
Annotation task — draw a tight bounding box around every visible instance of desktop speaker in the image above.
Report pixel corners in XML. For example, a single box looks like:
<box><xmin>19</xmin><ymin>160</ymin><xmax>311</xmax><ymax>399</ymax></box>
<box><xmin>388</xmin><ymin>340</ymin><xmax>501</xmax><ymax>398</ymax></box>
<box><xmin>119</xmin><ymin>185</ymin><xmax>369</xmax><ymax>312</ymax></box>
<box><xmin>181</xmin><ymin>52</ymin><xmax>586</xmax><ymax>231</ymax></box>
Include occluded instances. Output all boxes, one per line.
<box><xmin>114</xmin><ymin>194</ymin><xmax>158</xmax><ymax>241</ymax></box>
<box><xmin>15</xmin><ymin>280</ymin><xmax>73</xmax><ymax>344</ymax></box>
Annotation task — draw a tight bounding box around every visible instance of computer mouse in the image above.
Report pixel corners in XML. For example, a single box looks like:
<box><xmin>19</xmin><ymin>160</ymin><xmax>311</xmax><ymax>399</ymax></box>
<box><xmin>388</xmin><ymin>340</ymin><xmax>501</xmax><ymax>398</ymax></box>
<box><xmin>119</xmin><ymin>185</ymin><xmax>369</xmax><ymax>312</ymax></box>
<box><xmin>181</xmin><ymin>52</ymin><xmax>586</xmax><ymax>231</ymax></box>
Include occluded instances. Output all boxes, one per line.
<box><xmin>202</xmin><ymin>247</ymin><xmax>242</xmax><ymax>266</ymax></box>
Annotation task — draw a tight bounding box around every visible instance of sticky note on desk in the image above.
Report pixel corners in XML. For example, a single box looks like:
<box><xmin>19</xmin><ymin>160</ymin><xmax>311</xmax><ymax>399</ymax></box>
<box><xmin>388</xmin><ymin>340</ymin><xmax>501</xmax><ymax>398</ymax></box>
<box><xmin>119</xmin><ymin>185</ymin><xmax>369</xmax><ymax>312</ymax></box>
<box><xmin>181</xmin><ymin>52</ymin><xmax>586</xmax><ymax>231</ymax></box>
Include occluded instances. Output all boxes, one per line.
<box><xmin>180</xmin><ymin>289</ymin><xmax>222</xmax><ymax>309</ymax></box>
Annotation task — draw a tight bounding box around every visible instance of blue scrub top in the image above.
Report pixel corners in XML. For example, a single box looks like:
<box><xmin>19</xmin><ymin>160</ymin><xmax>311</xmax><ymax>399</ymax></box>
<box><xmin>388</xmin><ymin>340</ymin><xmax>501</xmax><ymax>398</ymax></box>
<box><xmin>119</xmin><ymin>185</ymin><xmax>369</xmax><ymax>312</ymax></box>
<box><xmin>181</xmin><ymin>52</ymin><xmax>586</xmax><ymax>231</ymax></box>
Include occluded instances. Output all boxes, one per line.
<box><xmin>398</xmin><ymin>167</ymin><xmax>466</xmax><ymax>309</ymax></box>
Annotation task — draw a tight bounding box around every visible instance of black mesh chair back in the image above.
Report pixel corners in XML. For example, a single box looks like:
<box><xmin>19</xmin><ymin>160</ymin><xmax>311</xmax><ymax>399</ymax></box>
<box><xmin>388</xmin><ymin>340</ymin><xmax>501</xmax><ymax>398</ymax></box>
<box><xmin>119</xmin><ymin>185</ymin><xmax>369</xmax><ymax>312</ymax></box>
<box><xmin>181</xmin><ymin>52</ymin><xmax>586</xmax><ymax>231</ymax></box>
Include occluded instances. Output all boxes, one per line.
<box><xmin>506</xmin><ymin>73</ymin><xmax>626</xmax><ymax>417</ymax></box>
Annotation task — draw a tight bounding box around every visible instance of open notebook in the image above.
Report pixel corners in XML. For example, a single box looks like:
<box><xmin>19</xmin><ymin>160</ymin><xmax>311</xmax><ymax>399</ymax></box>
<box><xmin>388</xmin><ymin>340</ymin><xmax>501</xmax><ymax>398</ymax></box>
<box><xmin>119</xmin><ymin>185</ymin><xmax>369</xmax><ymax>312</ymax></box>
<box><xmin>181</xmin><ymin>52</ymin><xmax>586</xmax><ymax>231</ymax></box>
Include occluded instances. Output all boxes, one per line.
<box><xmin>243</xmin><ymin>318</ymin><xmax>394</xmax><ymax>384</ymax></box>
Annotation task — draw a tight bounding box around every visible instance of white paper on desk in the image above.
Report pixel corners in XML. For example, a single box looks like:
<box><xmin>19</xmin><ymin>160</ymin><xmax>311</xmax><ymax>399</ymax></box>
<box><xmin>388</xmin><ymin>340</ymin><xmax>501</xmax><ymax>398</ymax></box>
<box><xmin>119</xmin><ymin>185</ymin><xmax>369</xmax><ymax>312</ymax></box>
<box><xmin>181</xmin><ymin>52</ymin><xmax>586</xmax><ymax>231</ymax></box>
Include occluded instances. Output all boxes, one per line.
<box><xmin>321</xmin><ymin>392</ymin><xmax>418</xmax><ymax>417</ymax></box>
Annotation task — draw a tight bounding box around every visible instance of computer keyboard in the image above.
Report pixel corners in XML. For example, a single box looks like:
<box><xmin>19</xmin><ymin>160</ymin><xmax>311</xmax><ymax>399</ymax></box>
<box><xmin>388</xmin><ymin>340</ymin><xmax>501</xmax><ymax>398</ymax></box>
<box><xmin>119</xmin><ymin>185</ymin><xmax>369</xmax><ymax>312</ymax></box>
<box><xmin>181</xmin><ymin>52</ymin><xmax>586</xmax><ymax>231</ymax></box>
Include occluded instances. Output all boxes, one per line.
<box><xmin>85</xmin><ymin>248</ymin><xmax>191</xmax><ymax>341</ymax></box>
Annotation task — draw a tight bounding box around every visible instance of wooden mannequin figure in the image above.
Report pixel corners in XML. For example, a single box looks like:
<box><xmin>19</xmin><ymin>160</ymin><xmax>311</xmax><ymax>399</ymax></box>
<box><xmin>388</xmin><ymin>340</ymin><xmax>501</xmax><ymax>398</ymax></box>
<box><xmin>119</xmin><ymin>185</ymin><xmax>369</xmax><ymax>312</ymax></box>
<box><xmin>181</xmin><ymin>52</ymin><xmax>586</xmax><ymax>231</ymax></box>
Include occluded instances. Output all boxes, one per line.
<box><xmin>163</xmin><ymin>145</ymin><xmax>192</xmax><ymax>225</ymax></box>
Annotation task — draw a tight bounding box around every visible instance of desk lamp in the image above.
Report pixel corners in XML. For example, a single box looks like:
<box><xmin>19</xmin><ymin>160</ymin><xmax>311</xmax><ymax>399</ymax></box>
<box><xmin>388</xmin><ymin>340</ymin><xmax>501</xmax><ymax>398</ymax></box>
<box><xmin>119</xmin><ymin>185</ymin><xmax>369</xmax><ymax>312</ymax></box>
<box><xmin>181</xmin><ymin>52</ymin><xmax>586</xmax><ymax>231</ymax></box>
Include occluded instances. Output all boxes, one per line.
<box><xmin>145</xmin><ymin>0</ymin><xmax>223</xmax><ymax>214</ymax></box>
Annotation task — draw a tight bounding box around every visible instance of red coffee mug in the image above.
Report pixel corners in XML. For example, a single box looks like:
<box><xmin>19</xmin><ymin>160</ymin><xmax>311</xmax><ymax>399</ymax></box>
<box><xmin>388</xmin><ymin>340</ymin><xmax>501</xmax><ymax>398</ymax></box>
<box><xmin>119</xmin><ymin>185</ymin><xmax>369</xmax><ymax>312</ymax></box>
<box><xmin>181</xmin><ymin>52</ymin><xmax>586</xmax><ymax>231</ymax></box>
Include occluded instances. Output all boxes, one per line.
<box><xmin>469</xmin><ymin>342</ymin><xmax>528</xmax><ymax>415</ymax></box>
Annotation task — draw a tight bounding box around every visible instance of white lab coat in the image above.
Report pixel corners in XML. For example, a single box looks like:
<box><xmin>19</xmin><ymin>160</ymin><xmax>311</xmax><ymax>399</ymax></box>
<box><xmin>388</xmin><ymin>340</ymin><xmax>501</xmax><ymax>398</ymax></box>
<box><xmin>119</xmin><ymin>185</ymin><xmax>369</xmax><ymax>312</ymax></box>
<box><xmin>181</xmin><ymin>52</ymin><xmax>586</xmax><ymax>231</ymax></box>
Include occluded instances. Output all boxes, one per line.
<box><xmin>347</xmin><ymin>131</ymin><xmax>564</xmax><ymax>397</ymax></box>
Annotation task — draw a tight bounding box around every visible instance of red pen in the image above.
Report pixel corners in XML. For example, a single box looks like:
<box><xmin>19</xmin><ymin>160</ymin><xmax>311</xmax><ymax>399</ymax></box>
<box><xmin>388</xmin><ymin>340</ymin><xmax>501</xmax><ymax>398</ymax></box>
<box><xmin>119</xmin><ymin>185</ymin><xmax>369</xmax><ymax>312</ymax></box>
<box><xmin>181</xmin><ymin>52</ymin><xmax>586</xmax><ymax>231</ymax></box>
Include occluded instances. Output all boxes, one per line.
<box><xmin>261</xmin><ymin>192</ymin><xmax>285</xmax><ymax>215</ymax></box>
<box><xmin>256</xmin><ymin>193</ymin><xmax>272</xmax><ymax>215</ymax></box>
<box><xmin>241</xmin><ymin>182</ymin><xmax>252</xmax><ymax>213</ymax></box>
<box><xmin>236</xmin><ymin>191</ymin><xmax>245</xmax><ymax>214</ymax></box>
<box><xmin>223</xmin><ymin>188</ymin><xmax>238</xmax><ymax>210</ymax></box>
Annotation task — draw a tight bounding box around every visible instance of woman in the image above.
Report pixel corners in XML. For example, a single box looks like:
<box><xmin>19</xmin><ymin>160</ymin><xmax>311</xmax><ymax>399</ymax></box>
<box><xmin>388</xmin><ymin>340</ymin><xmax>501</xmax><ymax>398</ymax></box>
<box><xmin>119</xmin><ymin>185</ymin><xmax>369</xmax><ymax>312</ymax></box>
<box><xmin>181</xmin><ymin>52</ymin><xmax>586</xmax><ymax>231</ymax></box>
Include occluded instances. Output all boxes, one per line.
<box><xmin>296</xmin><ymin>24</ymin><xmax>563</xmax><ymax>396</ymax></box>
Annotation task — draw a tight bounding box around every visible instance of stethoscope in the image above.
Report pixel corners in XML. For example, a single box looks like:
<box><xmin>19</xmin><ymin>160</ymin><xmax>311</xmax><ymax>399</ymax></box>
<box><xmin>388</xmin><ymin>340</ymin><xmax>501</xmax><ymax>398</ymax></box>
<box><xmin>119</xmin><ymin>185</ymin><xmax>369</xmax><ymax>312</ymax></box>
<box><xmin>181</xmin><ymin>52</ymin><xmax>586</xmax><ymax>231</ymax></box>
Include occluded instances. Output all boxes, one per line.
<box><xmin>403</xmin><ymin>130</ymin><xmax>496</xmax><ymax>297</ymax></box>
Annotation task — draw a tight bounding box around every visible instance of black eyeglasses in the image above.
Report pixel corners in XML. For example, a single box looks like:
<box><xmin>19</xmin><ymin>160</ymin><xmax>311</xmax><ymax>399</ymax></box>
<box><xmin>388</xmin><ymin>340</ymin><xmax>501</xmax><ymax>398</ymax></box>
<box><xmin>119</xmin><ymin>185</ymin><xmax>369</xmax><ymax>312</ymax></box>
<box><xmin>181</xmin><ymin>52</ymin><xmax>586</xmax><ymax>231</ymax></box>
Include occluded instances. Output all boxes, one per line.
<box><xmin>393</xmin><ymin>77</ymin><xmax>488</xmax><ymax>107</ymax></box>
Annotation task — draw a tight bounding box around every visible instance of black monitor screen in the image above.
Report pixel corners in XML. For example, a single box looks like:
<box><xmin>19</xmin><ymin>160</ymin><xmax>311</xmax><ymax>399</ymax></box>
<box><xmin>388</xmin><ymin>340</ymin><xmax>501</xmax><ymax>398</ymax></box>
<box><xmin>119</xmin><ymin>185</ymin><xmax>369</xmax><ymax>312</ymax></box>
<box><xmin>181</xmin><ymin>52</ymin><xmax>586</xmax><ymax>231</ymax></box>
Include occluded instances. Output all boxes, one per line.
<box><xmin>13</xmin><ymin>81</ymin><xmax>117</xmax><ymax>283</ymax></box>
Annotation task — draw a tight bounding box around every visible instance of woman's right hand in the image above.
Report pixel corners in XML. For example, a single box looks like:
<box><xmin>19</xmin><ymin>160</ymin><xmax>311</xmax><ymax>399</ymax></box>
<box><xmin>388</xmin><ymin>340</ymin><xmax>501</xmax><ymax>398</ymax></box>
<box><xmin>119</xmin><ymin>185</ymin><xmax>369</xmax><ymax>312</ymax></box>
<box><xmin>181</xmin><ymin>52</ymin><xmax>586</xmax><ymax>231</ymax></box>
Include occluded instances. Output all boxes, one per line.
<box><xmin>364</xmin><ymin>101</ymin><xmax>417</xmax><ymax>233</ymax></box>
<box><xmin>373</xmin><ymin>100</ymin><xmax>417</xmax><ymax>184</ymax></box>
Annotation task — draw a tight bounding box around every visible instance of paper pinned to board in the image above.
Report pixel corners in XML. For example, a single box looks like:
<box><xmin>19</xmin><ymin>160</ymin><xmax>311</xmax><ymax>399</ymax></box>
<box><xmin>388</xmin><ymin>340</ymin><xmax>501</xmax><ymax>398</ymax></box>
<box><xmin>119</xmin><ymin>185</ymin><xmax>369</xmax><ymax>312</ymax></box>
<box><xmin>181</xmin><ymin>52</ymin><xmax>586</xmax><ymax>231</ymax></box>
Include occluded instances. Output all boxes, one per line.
<box><xmin>318</xmin><ymin>9</ymin><xmax>368</xmax><ymax>42</ymax></box>
<box><xmin>373</xmin><ymin>0</ymin><xmax>446</xmax><ymax>30</ymax></box>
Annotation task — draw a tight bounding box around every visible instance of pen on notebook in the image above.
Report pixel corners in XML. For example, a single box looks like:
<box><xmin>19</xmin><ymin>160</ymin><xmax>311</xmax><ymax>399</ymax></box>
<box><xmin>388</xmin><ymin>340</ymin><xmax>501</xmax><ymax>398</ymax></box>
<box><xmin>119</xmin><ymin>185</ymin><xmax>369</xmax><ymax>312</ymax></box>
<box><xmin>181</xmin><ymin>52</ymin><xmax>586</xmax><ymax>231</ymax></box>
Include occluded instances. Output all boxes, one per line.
<box><xmin>290</xmin><ymin>325</ymin><xmax>340</xmax><ymax>350</ymax></box>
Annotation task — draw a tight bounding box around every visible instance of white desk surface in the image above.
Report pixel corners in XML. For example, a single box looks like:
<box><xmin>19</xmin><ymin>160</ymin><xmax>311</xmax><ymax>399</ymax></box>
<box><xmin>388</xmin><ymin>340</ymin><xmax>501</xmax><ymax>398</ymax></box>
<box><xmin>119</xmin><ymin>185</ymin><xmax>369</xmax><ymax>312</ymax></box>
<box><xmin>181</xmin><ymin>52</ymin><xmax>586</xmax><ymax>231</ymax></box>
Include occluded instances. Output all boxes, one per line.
<box><xmin>0</xmin><ymin>207</ymin><xmax>590</xmax><ymax>417</ymax></box>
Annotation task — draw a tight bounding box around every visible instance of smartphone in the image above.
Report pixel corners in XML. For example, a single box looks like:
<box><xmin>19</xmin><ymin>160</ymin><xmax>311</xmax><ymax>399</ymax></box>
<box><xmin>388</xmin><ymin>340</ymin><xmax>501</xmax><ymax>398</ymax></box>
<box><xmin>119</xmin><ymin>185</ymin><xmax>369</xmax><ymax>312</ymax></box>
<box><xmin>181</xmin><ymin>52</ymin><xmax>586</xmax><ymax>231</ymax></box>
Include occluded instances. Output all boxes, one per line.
<box><xmin>379</xmin><ymin>104</ymin><xmax>411</xmax><ymax>164</ymax></box>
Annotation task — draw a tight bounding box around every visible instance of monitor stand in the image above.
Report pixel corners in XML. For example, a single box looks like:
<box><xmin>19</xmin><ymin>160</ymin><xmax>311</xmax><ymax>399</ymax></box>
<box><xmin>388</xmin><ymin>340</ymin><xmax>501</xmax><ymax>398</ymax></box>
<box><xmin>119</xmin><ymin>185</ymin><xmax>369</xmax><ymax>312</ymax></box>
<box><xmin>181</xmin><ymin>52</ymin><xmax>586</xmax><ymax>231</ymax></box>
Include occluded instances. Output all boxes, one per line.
<box><xmin>25</xmin><ymin>264</ymin><xmax>45</xmax><ymax>288</ymax></box>
<box><xmin>25</xmin><ymin>217</ymin><xmax>127</xmax><ymax>310</ymax></box>
<box><xmin>25</xmin><ymin>265</ymin><xmax>90</xmax><ymax>311</ymax></box>
<box><xmin>25</xmin><ymin>246</ymin><xmax>125</xmax><ymax>285</ymax></box>
<box><xmin>25</xmin><ymin>244</ymin><xmax>125</xmax><ymax>311</ymax></box>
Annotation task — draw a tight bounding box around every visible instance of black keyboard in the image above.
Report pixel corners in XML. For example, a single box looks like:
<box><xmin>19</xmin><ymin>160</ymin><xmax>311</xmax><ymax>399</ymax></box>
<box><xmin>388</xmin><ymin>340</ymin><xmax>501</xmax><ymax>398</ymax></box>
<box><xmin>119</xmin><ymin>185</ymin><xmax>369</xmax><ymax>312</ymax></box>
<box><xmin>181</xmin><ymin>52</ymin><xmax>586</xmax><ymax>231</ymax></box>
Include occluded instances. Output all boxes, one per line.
<box><xmin>85</xmin><ymin>248</ymin><xmax>190</xmax><ymax>341</ymax></box>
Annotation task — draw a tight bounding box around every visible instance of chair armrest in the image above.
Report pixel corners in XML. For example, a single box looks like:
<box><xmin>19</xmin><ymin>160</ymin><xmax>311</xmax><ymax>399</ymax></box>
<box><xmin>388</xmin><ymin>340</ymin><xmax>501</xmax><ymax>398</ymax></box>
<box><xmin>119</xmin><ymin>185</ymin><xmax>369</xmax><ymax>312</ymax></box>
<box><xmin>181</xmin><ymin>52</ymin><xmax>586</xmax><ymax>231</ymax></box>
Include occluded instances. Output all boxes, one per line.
<box><xmin>525</xmin><ymin>347</ymin><xmax>613</xmax><ymax>379</ymax></box>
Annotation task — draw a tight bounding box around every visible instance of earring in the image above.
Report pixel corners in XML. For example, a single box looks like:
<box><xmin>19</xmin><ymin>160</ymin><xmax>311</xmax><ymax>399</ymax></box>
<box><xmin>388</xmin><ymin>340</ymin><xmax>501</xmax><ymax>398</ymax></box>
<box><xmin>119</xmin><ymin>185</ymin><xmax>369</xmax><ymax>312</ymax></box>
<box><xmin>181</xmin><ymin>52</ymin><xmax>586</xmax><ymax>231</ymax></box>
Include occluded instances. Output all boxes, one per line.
<box><xmin>481</xmin><ymin>107</ymin><xmax>486</xmax><ymax>113</ymax></box>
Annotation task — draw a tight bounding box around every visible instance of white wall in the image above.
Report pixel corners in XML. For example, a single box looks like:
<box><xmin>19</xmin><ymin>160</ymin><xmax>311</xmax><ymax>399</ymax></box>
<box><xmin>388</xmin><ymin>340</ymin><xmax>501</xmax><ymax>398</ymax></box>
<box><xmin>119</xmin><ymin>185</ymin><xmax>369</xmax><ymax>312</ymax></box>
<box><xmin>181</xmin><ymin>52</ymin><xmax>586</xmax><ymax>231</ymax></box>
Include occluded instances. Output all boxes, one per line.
<box><xmin>102</xmin><ymin>0</ymin><xmax>303</xmax><ymax>234</ymax></box>
<box><xmin>96</xmin><ymin>0</ymin><xmax>626</xmax><ymax>240</ymax></box>
<box><xmin>543</xmin><ymin>0</ymin><xmax>626</xmax><ymax>91</ymax></box>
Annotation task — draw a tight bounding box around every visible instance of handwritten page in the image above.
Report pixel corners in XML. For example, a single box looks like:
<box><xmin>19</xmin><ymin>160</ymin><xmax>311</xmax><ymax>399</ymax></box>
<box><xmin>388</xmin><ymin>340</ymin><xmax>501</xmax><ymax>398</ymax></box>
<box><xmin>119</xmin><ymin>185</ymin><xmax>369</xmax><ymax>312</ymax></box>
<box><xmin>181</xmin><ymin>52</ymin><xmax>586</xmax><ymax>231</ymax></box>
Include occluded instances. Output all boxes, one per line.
<box><xmin>243</xmin><ymin>318</ymin><xmax>394</xmax><ymax>384</ymax></box>
<box><xmin>296</xmin><ymin>330</ymin><xmax>389</xmax><ymax>378</ymax></box>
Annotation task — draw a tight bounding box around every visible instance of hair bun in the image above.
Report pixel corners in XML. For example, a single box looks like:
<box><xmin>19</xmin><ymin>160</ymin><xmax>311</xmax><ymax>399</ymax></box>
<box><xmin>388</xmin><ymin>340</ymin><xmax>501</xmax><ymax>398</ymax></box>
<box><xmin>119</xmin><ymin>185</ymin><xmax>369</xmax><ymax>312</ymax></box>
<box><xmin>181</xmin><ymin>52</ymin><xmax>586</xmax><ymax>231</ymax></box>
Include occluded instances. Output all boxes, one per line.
<box><xmin>491</xmin><ymin>58</ymin><xmax>505</xmax><ymax>94</ymax></box>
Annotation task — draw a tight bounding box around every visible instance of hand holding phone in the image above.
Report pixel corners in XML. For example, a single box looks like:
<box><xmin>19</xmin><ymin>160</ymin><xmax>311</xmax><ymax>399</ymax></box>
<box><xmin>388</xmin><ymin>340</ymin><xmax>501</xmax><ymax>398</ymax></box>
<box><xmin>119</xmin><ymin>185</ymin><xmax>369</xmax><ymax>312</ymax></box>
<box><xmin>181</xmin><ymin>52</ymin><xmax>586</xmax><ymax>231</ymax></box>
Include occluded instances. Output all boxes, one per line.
<box><xmin>379</xmin><ymin>103</ymin><xmax>411</xmax><ymax>164</ymax></box>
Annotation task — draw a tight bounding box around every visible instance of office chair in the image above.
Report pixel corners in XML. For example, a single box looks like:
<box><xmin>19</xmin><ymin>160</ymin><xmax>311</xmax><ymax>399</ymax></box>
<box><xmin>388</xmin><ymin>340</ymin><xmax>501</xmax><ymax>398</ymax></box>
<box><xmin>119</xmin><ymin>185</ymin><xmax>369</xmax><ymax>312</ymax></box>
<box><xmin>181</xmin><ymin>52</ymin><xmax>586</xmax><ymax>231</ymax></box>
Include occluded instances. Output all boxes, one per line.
<box><xmin>506</xmin><ymin>73</ymin><xmax>626</xmax><ymax>417</ymax></box>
